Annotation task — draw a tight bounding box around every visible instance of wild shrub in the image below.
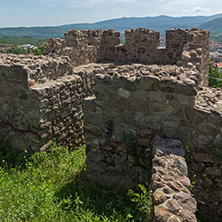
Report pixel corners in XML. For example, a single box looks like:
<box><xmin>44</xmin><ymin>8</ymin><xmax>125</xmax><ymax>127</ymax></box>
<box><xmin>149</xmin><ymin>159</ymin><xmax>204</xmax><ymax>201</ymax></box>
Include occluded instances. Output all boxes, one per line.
<box><xmin>128</xmin><ymin>184</ymin><xmax>153</xmax><ymax>222</ymax></box>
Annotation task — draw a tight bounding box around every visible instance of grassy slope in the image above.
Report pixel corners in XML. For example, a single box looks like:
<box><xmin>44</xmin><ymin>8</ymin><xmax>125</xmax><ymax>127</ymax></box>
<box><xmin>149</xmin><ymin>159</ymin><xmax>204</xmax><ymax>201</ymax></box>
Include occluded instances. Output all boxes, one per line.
<box><xmin>0</xmin><ymin>141</ymin><xmax>146</xmax><ymax>222</ymax></box>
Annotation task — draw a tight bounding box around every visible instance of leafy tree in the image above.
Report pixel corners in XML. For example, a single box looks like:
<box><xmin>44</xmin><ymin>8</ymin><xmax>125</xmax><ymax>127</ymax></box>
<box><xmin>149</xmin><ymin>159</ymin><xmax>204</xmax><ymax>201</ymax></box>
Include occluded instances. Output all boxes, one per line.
<box><xmin>7</xmin><ymin>46</ymin><xmax>28</xmax><ymax>55</ymax></box>
<box><xmin>33</xmin><ymin>44</ymin><xmax>46</xmax><ymax>55</ymax></box>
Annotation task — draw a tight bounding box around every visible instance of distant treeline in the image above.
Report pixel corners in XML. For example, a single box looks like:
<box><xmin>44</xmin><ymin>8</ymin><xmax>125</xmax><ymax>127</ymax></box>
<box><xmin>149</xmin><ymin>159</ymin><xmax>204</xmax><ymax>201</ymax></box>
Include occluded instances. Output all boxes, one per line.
<box><xmin>0</xmin><ymin>36</ymin><xmax>48</xmax><ymax>46</ymax></box>
<box><xmin>0</xmin><ymin>36</ymin><xmax>48</xmax><ymax>55</ymax></box>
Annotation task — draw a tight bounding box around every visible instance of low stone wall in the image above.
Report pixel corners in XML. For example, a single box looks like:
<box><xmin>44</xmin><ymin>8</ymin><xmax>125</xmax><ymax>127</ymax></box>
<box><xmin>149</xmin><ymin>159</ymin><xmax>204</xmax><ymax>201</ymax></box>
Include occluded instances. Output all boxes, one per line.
<box><xmin>84</xmin><ymin>62</ymin><xmax>222</xmax><ymax>149</ymax></box>
<box><xmin>189</xmin><ymin>150</ymin><xmax>222</xmax><ymax>222</ymax></box>
<box><xmin>86</xmin><ymin>127</ymin><xmax>152</xmax><ymax>190</ymax></box>
<box><xmin>83</xmin><ymin>62</ymin><xmax>222</xmax><ymax>221</ymax></box>
<box><xmin>0</xmin><ymin>54</ymin><xmax>95</xmax><ymax>151</ymax></box>
<box><xmin>84</xmin><ymin>63</ymin><xmax>197</xmax><ymax>187</ymax></box>
<box><xmin>85</xmin><ymin>91</ymin><xmax>153</xmax><ymax>189</ymax></box>
<box><xmin>152</xmin><ymin>135</ymin><xmax>197</xmax><ymax>222</ymax></box>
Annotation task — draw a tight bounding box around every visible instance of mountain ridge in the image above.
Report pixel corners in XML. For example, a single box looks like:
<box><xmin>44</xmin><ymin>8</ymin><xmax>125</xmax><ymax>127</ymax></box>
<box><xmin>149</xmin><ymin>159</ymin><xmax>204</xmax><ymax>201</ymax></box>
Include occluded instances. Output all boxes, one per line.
<box><xmin>1</xmin><ymin>13</ymin><xmax>222</xmax><ymax>39</ymax></box>
<box><xmin>200</xmin><ymin>17</ymin><xmax>222</xmax><ymax>34</ymax></box>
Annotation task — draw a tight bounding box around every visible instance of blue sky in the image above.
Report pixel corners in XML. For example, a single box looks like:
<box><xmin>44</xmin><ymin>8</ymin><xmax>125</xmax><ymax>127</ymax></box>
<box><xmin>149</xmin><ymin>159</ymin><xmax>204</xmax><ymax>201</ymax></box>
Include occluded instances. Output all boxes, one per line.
<box><xmin>0</xmin><ymin>0</ymin><xmax>221</xmax><ymax>27</ymax></box>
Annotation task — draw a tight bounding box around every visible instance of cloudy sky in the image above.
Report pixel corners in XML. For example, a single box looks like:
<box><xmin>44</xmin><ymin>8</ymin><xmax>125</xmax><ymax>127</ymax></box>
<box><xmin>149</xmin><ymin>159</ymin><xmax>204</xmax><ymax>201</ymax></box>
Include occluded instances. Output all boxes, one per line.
<box><xmin>0</xmin><ymin>0</ymin><xmax>221</xmax><ymax>27</ymax></box>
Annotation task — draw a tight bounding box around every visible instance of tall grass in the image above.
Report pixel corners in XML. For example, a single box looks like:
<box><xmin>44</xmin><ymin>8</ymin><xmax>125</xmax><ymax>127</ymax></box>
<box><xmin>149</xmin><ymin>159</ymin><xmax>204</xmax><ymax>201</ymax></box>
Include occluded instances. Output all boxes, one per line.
<box><xmin>0</xmin><ymin>140</ymin><xmax>149</xmax><ymax>222</ymax></box>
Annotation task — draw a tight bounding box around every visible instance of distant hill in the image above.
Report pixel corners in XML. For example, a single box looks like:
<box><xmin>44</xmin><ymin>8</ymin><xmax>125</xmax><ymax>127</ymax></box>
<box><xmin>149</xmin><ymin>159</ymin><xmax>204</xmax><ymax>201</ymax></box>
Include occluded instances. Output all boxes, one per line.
<box><xmin>0</xmin><ymin>36</ymin><xmax>47</xmax><ymax>46</ymax></box>
<box><xmin>199</xmin><ymin>18</ymin><xmax>222</xmax><ymax>34</ymax></box>
<box><xmin>0</xmin><ymin>13</ymin><xmax>222</xmax><ymax>39</ymax></box>
<box><xmin>92</xmin><ymin>14</ymin><xmax>222</xmax><ymax>32</ymax></box>
<box><xmin>0</xmin><ymin>27</ymin><xmax>69</xmax><ymax>39</ymax></box>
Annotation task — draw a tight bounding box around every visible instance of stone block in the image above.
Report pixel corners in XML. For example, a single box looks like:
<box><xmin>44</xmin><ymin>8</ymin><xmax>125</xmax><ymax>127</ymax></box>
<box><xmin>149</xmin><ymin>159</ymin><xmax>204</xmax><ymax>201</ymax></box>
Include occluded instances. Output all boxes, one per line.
<box><xmin>118</xmin><ymin>88</ymin><xmax>130</xmax><ymax>98</ymax></box>
<box><xmin>197</xmin><ymin>122</ymin><xmax>218</xmax><ymax>135</ymax></box>
<box><xmin>148</xmin><ymin>91</ymin><xmax>166</xmax><ymax>102</ymax></box>
<box><xmin>165</xmin><ymin>199</ymin><xmax>181</xmax><ymax>214</ymax></box>
<box><xmin>139</xmin><ymin>76</ymin><xmax>155</xmax><ymax>90</ymax></box>
<box><xmin>150</xmin><ymin>103</ymin><xmax>174</xmax><ymax>116</ymax></box>
<box><xmin>154</xmin><ymin>206</ymin><xmax>173</xmax><ymax>222</ymax></box>
<box><xmin>153</xmin><ymin>189</ymin><xmax>169</xmax><ymax>204</ymax></box>
<box><xmin>162</xmin><ymin>117</ymin><xmax>179</xmax><ymax>128</ymax></box>
<box><xmin>175</xmin><ymin>84</ymin><xmax>196</xmax><ymax>96</ymax></box>
<box><xmin>173</xmin><ymin>192</ymin><xmax>197</xmax><ymax>213</ymax></box>
<box><xmin>132</xmin><ymin>89</ymin><xmax>148</xmax><ymax>101</ymax></box>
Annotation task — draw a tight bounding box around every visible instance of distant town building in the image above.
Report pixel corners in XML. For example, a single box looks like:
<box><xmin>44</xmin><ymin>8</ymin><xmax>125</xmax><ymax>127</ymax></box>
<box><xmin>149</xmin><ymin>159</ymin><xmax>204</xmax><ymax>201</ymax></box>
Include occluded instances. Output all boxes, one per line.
<box><xmin>18</xmin><ymin>44</ymin><xmax>34</xmax><ymax>50</ymax></box>
<box><xmin>210</xmin><ymin>50</ymin><xmax>222</xmax><ymax>62</ymax></box>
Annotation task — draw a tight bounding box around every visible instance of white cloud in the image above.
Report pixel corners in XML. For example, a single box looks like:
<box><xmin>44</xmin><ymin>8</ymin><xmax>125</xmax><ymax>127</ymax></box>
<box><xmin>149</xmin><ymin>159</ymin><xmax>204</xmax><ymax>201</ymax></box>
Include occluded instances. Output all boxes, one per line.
<box><xmin>182</xmin><ymin>6</ymin><xmax>211</xmax><ymax>14</ymax></box>
<box><xmin>31</xmin><ymin>0</ymin><xmax>220</xmax><ymax>19</ymax></box>
<box><xmin>182</xmin><ymin>9</ymin><xmax>190</xmax><ymax>13</ymax></box>
<box><xmin>192</xmin><ymin>7</ymin><xmax>210</xmax><ymax>12</ymax></box>
<box><xmin>33</xmin><ymin>0</ymin><xmax>138</xmax><ymax>8</ymax></box>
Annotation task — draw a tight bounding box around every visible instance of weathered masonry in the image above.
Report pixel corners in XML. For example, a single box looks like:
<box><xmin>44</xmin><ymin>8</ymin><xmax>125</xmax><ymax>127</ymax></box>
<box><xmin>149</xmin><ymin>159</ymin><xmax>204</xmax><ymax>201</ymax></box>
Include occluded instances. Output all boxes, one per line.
<box><xmin>83</xmin><ymin>61</ymin><xmax>222</xmax><ymax>222</ymax></box>
<box><xmin>0</xmin><ymin>54</ymin><xmax>94</xmax><ymax>151</ymax></box>
<box><xmin>45</xmin><ymin>28</ymin><xmax>209</xmax><ymax>86</ymax></box>
<box><xmin>0</xmin><ymin>28</ymin><xmax>221</xmax><ymax>221</ymax></box>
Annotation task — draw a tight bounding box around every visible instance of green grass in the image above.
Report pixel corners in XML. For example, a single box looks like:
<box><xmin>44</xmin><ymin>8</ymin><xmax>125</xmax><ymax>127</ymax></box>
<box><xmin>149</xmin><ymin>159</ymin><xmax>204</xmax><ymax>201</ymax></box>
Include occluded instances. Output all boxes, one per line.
<box><xmin>0</xmin><ymin>140</ymin><xmax>148</xmax><ymax>222</ymax></box>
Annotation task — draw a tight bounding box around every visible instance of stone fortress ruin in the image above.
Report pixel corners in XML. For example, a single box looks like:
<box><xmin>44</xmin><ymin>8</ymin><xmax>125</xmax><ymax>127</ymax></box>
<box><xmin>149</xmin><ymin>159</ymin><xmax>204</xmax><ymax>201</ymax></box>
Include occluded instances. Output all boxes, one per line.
<box><xmin>0</xmin><ymin>27</ymin><xmax>221</xmax><ymax>221</ymax></box>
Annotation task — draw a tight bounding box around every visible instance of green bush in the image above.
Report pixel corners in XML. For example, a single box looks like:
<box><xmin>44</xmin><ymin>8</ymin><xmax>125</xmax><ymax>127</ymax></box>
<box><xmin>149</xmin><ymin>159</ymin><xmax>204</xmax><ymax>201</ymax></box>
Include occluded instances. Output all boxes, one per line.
<box><xmin>0</xmin><ymin>140</ymin><xmax>28</xmax><ymax>169</ymax></box>
<box><xmin>128</xmin><ymin>184</ymin><xmax>153</xmax><ymax>221</ymax></box>
<box><xmin>33</xmin><ymin>44</ymin><xmax>46</xmax><ymax>55</ymax></box>
<box><xmin>7</xmin><ymin>46</ymin><xmax>28</xmax><ymax>55</ymax></box>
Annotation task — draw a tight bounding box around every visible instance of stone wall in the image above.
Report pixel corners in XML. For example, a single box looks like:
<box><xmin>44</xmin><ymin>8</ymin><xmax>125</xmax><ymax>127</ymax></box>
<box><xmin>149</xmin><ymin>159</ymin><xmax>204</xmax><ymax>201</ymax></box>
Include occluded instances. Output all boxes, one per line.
<box><xmin>84</xmin><ymin>62</ymin><xmax>222</xmax><ymax>150</ymax></box>
<box><xmin>44</xmin><ymin>28</ymin><xmax>209</xmax><ymax>86</ymax></box>
<box><xmin>0</xmin><ymin>27</ymin><xmax>210</xmax><ymax>152</ymax></box>
<box><xmin>44</xmin><ymin>29</ymin><xmax>105</xmax><ymax>67</ymax></box>
<box><xmin>0</xmin><ymin>54</ymin><xmax>96</xmax><ymax>151</ymax></box>
<box><xmin>1</xmin><ymin>27</ymin><xmax>220</xmax><ymax>221</ymax></box>
<box><xmin>83</xmin><ymin>62</ymin><xmax>221</xmax><ymax>221</ymax></box>
<box><xmin>176</xmin><ymin>28</ymin><xmax>210</xmax><ymax>87</ymax></box>
<box><xmin>152</xmin><ymin>135</ymin><xmax>197</xmax><ymax>222</ymax></box>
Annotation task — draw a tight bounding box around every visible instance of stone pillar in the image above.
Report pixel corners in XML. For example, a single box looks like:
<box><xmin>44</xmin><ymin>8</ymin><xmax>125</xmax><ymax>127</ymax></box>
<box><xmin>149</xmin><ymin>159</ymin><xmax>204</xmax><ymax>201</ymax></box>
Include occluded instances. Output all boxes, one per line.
<box><xmin>163</xmin><ymin>29</ymin><xmax>187</xmax><ymax>64</ymax></box>
<box><xmin>187</xmin><ymin>28</ymin><xmax>210</xmax><ymax>86</ymax></box>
